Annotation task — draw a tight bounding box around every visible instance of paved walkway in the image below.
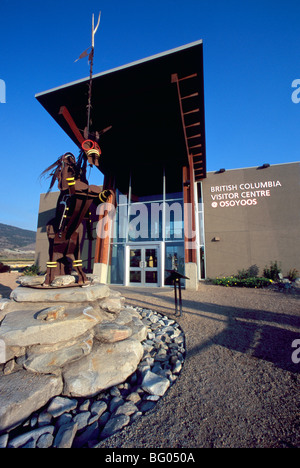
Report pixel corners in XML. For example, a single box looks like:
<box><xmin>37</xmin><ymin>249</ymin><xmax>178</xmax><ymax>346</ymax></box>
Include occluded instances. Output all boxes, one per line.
<box><xmin>97</xmin><ymin>283</ymin><xmax>300</xmax><ymax>448</ymax></box>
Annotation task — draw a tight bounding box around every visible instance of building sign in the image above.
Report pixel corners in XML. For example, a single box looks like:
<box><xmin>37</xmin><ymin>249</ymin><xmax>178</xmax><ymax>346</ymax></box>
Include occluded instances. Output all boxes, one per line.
<box><xmin>210</xmin><ymin>180</ymin><xmax>282</xmax><ymax>208</ymax></box>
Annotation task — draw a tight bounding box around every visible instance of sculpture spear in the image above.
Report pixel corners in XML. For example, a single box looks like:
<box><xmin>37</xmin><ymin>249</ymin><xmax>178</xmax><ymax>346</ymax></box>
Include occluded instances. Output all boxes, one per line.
<box><xmin>75</xmin><ymin>12</ymin><xmax>101</xmax><ymax>139</ymax></box>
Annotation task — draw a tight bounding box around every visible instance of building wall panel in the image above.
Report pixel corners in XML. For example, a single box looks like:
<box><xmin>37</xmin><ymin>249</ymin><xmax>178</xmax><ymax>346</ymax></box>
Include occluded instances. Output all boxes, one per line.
<box><xmin>203</xmin><ymin>162</ymin><xmax>300</xmax><ymax>278</ymax></box>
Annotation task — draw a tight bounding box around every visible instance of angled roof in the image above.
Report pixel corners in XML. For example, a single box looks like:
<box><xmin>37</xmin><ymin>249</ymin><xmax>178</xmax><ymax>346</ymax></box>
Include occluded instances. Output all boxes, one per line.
<box><xmin>36</xmin><ymin>40</ymin><xmax>206</xmax><ymax>183</ymax></box>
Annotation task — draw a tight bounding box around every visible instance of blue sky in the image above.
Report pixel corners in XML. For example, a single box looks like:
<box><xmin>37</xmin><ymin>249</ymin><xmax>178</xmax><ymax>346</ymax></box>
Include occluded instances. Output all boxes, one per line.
<box><xmin>0</xmin><ymin>0</ymin><xmax>299</xmax><ymax>231</ymax></box>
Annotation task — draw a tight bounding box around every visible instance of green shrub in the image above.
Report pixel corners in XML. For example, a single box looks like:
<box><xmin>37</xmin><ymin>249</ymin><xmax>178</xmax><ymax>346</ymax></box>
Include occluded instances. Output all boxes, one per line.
<box><xmin>237</xmin><ymin>264</ymin><xmax>259</xmax><ymax>279</ymax></box>
<box><xmin>22</xmin><ymin>264</ymin><xmax>40</xmax><ymax>276</ymax></box>
<box><xmin>287</xmin><ymin>268</ymin><xmax>299</xmax><ymax>282</ymax></box>
<box><xmin>212</xmin><ymin>276</ymin><xmax>272</xmax><ymax>288</ymax></box>
<box><xmin>263</xmin><ymin>261</ymin><xmax>281</xmax><ymax>281</ymax></box>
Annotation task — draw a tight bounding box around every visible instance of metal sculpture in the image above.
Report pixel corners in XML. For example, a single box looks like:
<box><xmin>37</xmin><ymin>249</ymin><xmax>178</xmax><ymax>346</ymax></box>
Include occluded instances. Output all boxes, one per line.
<box><xmin>166</xmin><ymin>270</ymin><xmax>189</xmax><ymax>316</ymax></box>
<box><xmin>40</xmin><ymin>12</ymin><xmax>111</xmax><ymax>287</ymax></box>
<box><xmin>41</xmin><ymin>144</ymin><xmax>111</xmax><ymax>286</ymax></box>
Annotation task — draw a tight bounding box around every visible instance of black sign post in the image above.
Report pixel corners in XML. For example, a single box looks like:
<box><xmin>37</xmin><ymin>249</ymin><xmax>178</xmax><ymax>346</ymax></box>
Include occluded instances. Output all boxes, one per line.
<box><xmin>166</xmin><ymin>270</ymin><xmax>189</xmax><ymax>317</ymax></box>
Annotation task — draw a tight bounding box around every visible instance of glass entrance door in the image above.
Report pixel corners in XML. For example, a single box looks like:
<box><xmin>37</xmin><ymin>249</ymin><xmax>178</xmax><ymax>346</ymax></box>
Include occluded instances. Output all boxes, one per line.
<box><xmin>128</xmin><ymin>246</ymin><xmax>159</xmax><ymax>286</ymax></box>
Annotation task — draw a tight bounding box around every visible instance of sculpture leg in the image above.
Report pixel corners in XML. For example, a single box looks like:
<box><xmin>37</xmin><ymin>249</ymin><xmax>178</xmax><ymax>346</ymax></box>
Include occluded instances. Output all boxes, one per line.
<box><xmin>68</xmin><ymin>228</ymin><xmax>87</xmax><ymax>284</ymax></box>
<box><xmin>44</xmin><ymin>222</ymin><xmax>59</xmax><ymax>286</ymax></box>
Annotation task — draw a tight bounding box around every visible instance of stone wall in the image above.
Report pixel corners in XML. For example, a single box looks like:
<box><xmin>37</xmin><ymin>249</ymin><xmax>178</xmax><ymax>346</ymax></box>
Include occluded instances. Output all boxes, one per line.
<box><xmin>0</xmin><ymin>276</ymin><xmax>146</xmax><ymax>433</ymax></box>
<box><xmin>0</xmin><ymin>276</ymin><xmax>185</xmax><ymax>447</ymax></box>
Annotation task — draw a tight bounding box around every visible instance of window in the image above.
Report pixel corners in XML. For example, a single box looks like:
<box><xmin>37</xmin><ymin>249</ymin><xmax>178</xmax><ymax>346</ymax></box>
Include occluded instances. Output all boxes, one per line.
<box><xmin>108</xmin><ymin>244</ymin><xmax>125</xmax><ymax>284</ymax></box>
<box><xmin>164</xmin><ymin>242</ymin><xmax>185</xmax><ymax>285</ymax></box>
<box><xmin>197</xmin><ymin>182</ymin><xmax>206</xmax><ymax>279</ymax></box>
<box><xmin>108</xmin><ymin>164</ymin><xmax>185</xmax><ymax>285</ymax></box>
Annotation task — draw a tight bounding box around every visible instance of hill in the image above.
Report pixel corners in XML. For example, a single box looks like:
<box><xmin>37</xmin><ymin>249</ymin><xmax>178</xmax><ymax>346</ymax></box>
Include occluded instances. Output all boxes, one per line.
<box><xmin>0</xmin><ymin>223</ymin><xmax>36</xmax><ymax>254</ymax></box>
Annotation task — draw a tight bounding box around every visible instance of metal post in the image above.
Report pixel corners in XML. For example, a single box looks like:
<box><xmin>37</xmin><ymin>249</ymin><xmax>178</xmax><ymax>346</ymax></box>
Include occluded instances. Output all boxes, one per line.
<box><xmin>166</xmin><ymin>269</ymin><xmax>189</xmax><ymax>318</ymax></box>
<box><xmin>178</xmin><ymin>279</ymin><xmax>183</xmax><ymax>317</ymax></box>
<box><xmin>174</xmin><ymin>279</ymin><xmax>178</xmax><ymax>315</ymax></box>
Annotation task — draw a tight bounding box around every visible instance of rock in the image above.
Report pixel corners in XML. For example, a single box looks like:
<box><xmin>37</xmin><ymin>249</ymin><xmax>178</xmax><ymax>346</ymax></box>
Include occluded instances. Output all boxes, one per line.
<box><xmin>114</xmin><ymin>401</ymin><xmax>138</xmax><ymax>416</ymax></box>
<box><xmin>149</xmin><ymin>314</ymin><xmax>159</xmax><ymax>324</ymax></box>
<box><xmin>53</xmin><ymin>421</ymin><xmax>78</xmax><ymax>448</ymax></box>
<box><xmin>38</xmin><ymin>411</ymin><xmax>52</xmax><ymax>427</ymax></box>
<box><xmin>0</xmin><ymin>371</ymin><xmax>63</xmax><ymax>432</ymax></box>
<box><xmin>129</xmin><ymin>317</ymin><xmax>148</xmax><ymax>342</ymax></box>
<box><xmin>10</xmin><ymin>283</ymin><xmax>110</xmax><ymax>303</ymax></box>
<box><xmin>98</xmin><ymin>296</ymin><xmax>123</xmax><ymax>314</ymax></box>
<box><xmin>23</xmin><ymin>331</ymin><xmax>94</xmax><ymax>374</ymax></box>
<box><xmin>0</xmin><ymin>298</ymin><xmax>11</xmax><ymax>311</ymax></box>
<box><xmin>138</xmin><ymin>400</ymin><xmax>156</xmax><ymax>413</ymax></box>
<box><xmin>86</xmin><ymin>274</ymin><xmax>102</xmax><ymax>284</ymax></box>
<box><xmin>18</xmin><ymin>275</ymin><xmax>46</xmax><ymax>287</ymax></box>
<box><xmin>62</xmin><ymin>339</ymin><xmax>143</xmax><ymax>398</ymax></box>
<box><xmin>8</xmin><ymin>425</ymin><xmax>55</xmax><ymax>448</ymax></box>
<box><xmin>0</xmin><ymin>304</ymin><xmax>185</xmax><ymax>447</ymax></box>
<box><xmin>172</xmin><ymin>359</ymin><xmax>183</xmax><ymax>374</ymax></box>
<box><xmin>141</xmin><ymin>370</ymin><xmax>170</xmax><ymax>397</ymax></box>
<box><xmin>79</xmin><ymin>399</ymin><xmax>90</xmax><ymax>411</ymax></box>
<box><xmin>101</xmin><ymin>414</ymin><xmax>130</xmax><ymax>439</ymax></box>
<box><xmin>126</xmin><ymin>392</ymin><xmax>141</xmax><ymax>404</ymax></box>
<box><xmin>0</xmin><ymin>305</ymin><xmax>102</xmax><ymax>347</ymax></box>
<box><xmin>94</xmin><ymin>322</ymin><xmax>132</xmax><ymax>343</ymax></box>
<box><xmin>50</xmin><ymin>275</ymin><xmax>76</xmax><ymax>287</ymax></box>
<box><xmin>56</xmin><ymin>413</ymin><xmax>73</xmax><ymax>427</ymax></box>
<box><xmin>72</xmin><ymin>421</ymin><xmax>99</xmax><ymax>448</ymax></box>
<box><xmin>90</xmin><ymin>401</ymin><xmax>107</xmax><ymax>418</ymax></box>
<box><xmin>36</xmin><ymin>432</ymin><xmax>54</xmax><ymax>448</ymax></box>
<box><xmin>110</xmin><ymin>386</ymin><xmax>121</xmax><ymax>397</ymax></box>
<box><xmin>144</xmin><ymin>394</ymin><xmax>160</xmax><ymax>401</ymax></box>
<box><xmin>109</xmin><ymin>396</ymin><xmax>124</xmax><ymax>413</ymax></box>
<box><xmin>3</xmin><ymin>359</ymin><xmax>15</xmax><ymax>375</ymax></box>
<box><xmin>47</xmin><ymin>396</ymin><xmax>78</xmax><ymax>418</ymax></box>
<box><xmin>126</xmin><ymin>307</ymin><xmax>142</xmax><ymax>319</ymax></box>
<box><xmin>115</xmin><ymin>308</ymin><xmax>136</xmax><ymax>325</ymax></box>
<box><xmin>0</xmin><ymin>434</ymin><xmax>9</xmax><ymax>448</ymax></box>
<box><xmin>36</xmin><ymin>305</ymin><xmax>66</xmax><ymax>321</ymax></box>
<box><xmin>73</xmin><ymin>411</ymin><xmax>91</xmax><ymax>430</ymax></box>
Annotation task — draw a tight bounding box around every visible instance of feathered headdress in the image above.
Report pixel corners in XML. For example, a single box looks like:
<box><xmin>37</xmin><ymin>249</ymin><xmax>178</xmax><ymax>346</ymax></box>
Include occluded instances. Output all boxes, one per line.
<box><xmin>40</xmin><ymin>153</ymin><xmax>76</xmax><ymax>193</ymax></box>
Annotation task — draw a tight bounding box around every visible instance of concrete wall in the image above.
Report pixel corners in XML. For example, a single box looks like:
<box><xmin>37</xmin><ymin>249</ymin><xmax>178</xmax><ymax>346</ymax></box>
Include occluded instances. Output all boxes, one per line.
<box><xmin>202</xmin><ymin>162</ymin><xmax>300</xmax><ymax>278</ymax></box>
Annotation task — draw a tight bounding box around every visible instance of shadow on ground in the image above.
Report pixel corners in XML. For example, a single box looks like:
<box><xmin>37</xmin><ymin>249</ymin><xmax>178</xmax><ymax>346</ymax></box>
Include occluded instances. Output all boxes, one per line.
<box><xmin>113</xmin><ymin>286</ymin><xmax>300</xmax><ymax>375</ymax></box>
<box><xmin>0</xmin><ymin>283</ymin><xmax>13</xmax><ymax>298</ymax></box>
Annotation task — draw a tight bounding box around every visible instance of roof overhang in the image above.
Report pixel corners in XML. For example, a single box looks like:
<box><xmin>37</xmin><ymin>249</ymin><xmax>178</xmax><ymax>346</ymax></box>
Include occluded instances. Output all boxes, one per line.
<box><xmin>36</xmin><ymin>40</ymin><xmax>206</xmax><ymax>182</ymax></box>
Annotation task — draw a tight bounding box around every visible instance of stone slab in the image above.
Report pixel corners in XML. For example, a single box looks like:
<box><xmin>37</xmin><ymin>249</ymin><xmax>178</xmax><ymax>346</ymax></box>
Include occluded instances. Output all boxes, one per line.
<box><xmin>0</xmin><ymin>370</ymin><xmax>63</xmax><ymax>433</ymax></box>
<box><xmin>62</xmin><ymin>339</ymin><xmax>143</xmax><ymax>398</ymax></box>
<box><xmin>23</xmin><ymin>331</ymin><xmax>94</xmax><ymax>374</ymax></box>
<box><xmin>0</xmin><ymin>305</ymin><xmax>102</xmax><ymax>347</ymax></box>
<box><xmin>141</xmin><ymin>370</ymin><xmax>170</xmax><ymax>396</ymax></box>
<box><xmin>93</xmin><ymin>322</ymin><xmax>132</xmax><ymax>343</ymax></box>
<box><xmin>10</xmin><ymin>283</ymin><xmax>110</xmax><ymax>303</ymax></box>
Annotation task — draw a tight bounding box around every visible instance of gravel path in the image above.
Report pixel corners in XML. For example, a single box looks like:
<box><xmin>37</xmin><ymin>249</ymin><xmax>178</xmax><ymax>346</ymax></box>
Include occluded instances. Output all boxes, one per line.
<box><xmin>99</xmin><ymin>283</ymin><xmax>300</xmax><ymax>449</ymax></box>
<box><xmin>1</xmin><ymin>273</ymin><xmax>299</xmax><ymax>448</ymax></box>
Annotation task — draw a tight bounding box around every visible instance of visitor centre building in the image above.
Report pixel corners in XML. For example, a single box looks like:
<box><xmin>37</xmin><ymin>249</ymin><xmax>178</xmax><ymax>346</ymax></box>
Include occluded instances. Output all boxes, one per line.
<box><xmin>35</xmin><ymin>41</ymin><xmax>300</xmax><ymax>289</ymax></box>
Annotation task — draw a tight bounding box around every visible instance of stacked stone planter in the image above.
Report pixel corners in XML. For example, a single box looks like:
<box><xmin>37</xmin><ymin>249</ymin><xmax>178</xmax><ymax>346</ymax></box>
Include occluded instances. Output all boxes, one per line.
<box><xmin>0</xmin><ymin>275</ymin><xmax>185</xmax><ymax>448</ymax></box>
<box><xmin>0</xmin><ymin>276</ymin><xmax>145</xmax><ymax>432</ymax></box>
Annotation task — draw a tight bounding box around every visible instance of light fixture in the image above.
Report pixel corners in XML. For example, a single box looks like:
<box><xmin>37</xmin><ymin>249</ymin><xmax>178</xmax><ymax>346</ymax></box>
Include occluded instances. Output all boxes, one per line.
<box><xmin>257</xmin><ymin>163</ymin><xmax>270</xmax><ymax>169</ymax></box>
<box><xmin>215</xmin><ymin>168</ymin><xmax>225</xmax><ymax>174</ymax></box>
